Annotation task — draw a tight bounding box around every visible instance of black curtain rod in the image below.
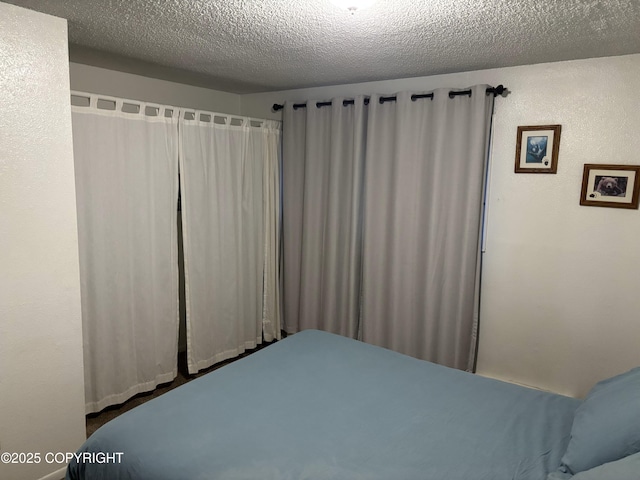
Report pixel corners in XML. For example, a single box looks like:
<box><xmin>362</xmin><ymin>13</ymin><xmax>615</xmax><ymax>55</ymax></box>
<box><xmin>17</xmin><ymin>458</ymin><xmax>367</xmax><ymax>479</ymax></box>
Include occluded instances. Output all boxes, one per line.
<box><xmin>272</xmin><ymin>85</ymin><xmax>506</xmax><ymax>112</ymax></box>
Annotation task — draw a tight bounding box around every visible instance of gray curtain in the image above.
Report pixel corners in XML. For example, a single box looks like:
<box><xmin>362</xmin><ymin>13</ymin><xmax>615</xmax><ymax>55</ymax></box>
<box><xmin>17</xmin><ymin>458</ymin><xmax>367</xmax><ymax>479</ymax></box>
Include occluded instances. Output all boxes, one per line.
<box><xmin>282</xmin><ymin>86</ymin><xmax>494</xmax><ymax>371</ymax></box>
<box><xmin>360</xmin><ymin>86</ymin><xmax>494</xmax><ymax>371</ymax></box>
<box><xmin>282</xmin><ymin>98</ymin><xmax>367</xmax><ymax>337</ymax></box>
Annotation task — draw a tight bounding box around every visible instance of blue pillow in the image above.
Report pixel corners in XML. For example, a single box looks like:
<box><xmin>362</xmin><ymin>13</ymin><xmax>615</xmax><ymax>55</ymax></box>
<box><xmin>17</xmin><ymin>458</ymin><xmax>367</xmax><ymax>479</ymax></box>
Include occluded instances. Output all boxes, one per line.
<box><xmin>570</xmin><ymin>452</ymin><xmax>640</xmax><ymax>480</ymax></box>
<box><xmin>559</xmin><ymin>367</ymin><xmax>640</xmax><ymax>474</ymax></box>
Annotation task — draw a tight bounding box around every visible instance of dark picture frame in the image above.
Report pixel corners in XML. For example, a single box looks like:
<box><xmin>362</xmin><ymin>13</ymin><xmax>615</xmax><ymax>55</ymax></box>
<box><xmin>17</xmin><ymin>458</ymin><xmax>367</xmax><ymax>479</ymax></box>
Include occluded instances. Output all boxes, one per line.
<box><xmin>514</xmin><ymin>125</ymin><xmax>562</xmax><ymax>174</ymax></box>
<box><xmin>580</xmin><ymin>164</ymin><xmax>640</xmax><ymax>209</ymax></box>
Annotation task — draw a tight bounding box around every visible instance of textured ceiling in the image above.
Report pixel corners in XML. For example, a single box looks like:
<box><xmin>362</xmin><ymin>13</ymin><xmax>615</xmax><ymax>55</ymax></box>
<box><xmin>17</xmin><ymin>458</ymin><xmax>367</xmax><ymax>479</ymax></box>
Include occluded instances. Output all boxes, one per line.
<box><xmin>5</xmin><ymin>0</ymin><xmax>640</xmax><ymax>93</ymax></box>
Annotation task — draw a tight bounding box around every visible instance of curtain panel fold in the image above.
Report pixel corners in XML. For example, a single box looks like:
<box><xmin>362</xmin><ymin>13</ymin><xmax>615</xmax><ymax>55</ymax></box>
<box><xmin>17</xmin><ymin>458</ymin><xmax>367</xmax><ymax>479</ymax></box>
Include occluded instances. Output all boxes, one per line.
<box><xmin>282</xmin><ymin>86</ymin><xmax>495</xmax><ymax>370</ymax></box>
<box><xmin>72</xmin><ymin>97</ymin><xmax>180</xmax><ymax>414</ymax></box>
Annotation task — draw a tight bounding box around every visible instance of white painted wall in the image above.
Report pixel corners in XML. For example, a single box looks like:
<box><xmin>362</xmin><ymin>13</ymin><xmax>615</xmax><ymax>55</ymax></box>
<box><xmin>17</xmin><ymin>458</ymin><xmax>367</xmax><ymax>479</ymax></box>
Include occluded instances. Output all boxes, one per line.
<box><xmin>0</xmin><ymin>4</ymin><xmax>86</xmax><ymax>480</ymax></box>
<box><xmin>70</xmin><ymin>62</ymin><xmax>242</xmax><ymax>114</ymax></box>
<box><xmin>241</xmin><ymin>54</ymin><xmax>640</xmax><ymax>398</ymax></box>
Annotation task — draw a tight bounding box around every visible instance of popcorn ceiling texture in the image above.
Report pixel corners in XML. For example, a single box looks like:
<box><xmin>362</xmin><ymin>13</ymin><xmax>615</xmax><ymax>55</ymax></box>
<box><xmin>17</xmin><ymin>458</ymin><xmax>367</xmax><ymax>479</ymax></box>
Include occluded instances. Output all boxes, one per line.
<box><xmin>6</xmin><ymin>0</ymin><xmax>640</xmax><ymax>93</ymax></box>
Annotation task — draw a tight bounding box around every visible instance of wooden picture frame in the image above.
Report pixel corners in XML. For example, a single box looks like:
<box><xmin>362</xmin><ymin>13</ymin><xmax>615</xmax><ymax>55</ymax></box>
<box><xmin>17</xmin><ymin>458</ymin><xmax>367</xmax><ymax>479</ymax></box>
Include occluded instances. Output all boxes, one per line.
<box><xmin>514</xmin><ymin>125</ymin><xmax>562</xmax><ymax>173</ymax></box>
<box><xmin>580</xmin><ymin>164</ymin><xmax>640</xmax><ymax>209</ymax></box>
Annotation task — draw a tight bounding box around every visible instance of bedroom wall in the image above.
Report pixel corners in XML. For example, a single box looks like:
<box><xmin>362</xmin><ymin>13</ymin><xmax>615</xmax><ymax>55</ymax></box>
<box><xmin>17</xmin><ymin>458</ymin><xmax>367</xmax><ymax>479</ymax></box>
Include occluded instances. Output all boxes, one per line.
<box><xmin>0</xmin><ymin>4</ymin><xmax>86</xmax><ymax>480</ymax></box>
<box><xmin>69</xmin><ymin>62</ymin><xmax>242</xmax><ymax>114</ymax></box>
<box><xmin>240</xmin><ymin>53</ymin><xmax>640</xmax><ymax>398</ymax></box>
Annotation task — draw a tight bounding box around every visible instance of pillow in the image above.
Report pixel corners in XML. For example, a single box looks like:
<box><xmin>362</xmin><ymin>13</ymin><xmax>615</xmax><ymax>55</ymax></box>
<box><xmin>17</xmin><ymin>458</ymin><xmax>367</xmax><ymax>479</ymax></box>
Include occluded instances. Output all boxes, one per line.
<box><xmin>559</xmin><ymin>366</ymin><xmax>640</xmax><ymax>474</ymax></box>
<box><xmin>570</xmin><ymin>452</ymin><xmax>640</xmax><ymax>480</ymax></box>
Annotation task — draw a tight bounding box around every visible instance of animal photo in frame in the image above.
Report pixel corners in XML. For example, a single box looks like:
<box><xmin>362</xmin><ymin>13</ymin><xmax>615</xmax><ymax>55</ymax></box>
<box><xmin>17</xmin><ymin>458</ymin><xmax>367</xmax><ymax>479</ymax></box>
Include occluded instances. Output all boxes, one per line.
<box><xmin>514</xmin><ymin>125</ymin><xmax>562</xmax><ymax>173</ymax></box>
<box><xmin>580</xmin><ymin>164</ymin><xmax>640</xmax><ymax>209</ymax></box>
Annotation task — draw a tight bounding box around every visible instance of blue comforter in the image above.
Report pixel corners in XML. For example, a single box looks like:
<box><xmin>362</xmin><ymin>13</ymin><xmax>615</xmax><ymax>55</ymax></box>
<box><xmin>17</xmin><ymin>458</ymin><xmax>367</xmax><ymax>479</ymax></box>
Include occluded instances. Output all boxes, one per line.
<box><xmin>67</xmin><ymin>330</ymin><xmax>580</xmax><ymax>480</ymax></box>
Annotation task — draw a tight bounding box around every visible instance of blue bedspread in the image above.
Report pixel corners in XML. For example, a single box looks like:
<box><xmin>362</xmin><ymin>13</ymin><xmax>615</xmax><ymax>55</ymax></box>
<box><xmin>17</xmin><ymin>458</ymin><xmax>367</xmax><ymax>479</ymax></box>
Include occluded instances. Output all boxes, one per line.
<box><xmin>67</xmin><ymin>330</ymin><xmax>580</xmax><ymax>480</ymax></box>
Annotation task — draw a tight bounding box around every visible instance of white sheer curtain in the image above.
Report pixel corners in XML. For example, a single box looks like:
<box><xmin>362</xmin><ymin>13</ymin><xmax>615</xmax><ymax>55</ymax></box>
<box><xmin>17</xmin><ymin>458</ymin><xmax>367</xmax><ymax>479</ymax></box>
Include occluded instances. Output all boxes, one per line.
<box><xmin>282</xmin><ymin>98</ymin><xmax>367</xmax><ymax>337</ymax></box>
<box><xmin>72</xmin><ymin>96</ymin><xmax>180</xmax><ymax>413</ymax></box>
<box><xmin>261</xmin><ymin>123</ymin><xmax>283</xmax><ymax>342</ymax></box>
<box><xmin>361</xmin><ymin>86</ymin><xmax>494</xmax><ymax>371</ymax></box>
<box><xmin>179</xmin><ymin>113</ymin><xmax>281</xmax><ymax>374</ymax></box>
<box><xmin>282</xmin><ymin>86</ymin><xmax>494</xmax><ymax>370</ymax></box>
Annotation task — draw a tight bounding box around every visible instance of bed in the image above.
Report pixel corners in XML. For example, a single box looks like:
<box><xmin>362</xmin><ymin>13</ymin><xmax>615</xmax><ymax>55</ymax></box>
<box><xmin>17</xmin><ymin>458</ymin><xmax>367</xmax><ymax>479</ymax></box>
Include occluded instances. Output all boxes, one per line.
<box><xmin>66</xmin><ymin>330</ymin><xmax>640</xmax><ymax>480</ymax></box>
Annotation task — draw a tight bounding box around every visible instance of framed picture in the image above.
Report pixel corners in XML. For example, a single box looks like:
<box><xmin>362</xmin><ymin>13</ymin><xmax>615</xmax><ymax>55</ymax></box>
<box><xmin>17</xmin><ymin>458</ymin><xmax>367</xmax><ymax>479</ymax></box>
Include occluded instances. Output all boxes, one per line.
<box><xmin>580</xmin><ymin>164</ymin><xmax>640</xmax><ymax>209</ymax></box>
<box><xmin>514</xmin><ymin>125</ymin><xmax>562</xmax><ymax>173</ymax></box>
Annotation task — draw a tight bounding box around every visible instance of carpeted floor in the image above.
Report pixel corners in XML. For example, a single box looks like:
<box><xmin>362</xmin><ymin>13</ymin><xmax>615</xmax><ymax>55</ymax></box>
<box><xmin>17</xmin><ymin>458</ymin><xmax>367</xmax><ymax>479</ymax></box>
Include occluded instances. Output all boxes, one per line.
<box><xmin>86</xmin><ymin>343</ymin><xmax>271</xmax><ymax>438</ymax></box>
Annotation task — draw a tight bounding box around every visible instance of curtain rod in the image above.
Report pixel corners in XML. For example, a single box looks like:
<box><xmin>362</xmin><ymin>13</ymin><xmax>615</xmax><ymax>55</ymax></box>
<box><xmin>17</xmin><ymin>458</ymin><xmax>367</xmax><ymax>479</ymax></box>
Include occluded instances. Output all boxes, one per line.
<box><xmin>71</xmin><ymin>90</ymin><xmax>281</xmax><ymax>126</ymax></box>
<box><xmin>272</xmin><ymin>85</ymin><xmax>506</xmax><ymax>112</ymax></box>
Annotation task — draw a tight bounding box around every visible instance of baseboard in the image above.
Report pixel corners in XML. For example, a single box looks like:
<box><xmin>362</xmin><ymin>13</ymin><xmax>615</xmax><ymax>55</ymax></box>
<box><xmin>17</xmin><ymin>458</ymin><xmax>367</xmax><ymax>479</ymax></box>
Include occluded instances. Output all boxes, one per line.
<box><xmin>38</xmin><ymin>466</ymin><xmax>66</xmax><ymax>480</ymax></box>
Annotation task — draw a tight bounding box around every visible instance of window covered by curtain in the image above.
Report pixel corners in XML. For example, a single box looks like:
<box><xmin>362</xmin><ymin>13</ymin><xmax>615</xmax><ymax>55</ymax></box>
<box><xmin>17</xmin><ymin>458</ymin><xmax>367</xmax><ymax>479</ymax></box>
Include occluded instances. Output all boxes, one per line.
<box><xmin>179</xmin><ymin>114</ymin><xmax>282</xmax><ymax>374</ymax></box>
<box><xmin>72</xmin><ymin>97</ymin><xmax>180</xmax><ymax>413</ymax></box>
<box><xmin>282</xmin><ymin>86</ymin><xmax>495</xmax><ymax>370</ymax></box>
